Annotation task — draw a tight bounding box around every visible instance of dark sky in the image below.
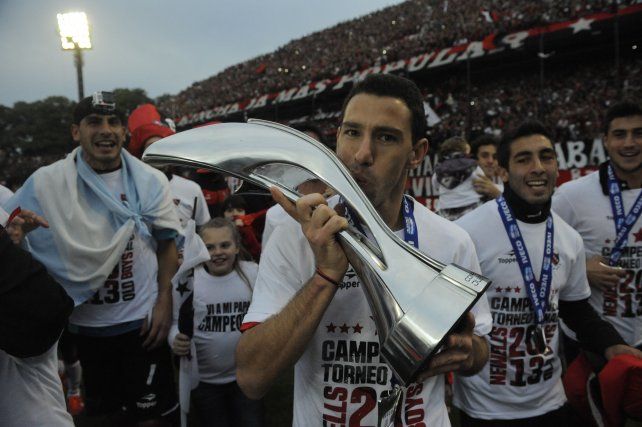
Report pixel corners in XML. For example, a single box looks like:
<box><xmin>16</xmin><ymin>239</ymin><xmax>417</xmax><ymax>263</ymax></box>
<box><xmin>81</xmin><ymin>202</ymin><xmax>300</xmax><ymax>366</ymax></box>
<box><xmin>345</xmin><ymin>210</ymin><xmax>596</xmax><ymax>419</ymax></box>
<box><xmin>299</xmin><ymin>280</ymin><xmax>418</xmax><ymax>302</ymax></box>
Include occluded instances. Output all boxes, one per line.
<box><xmin>0</xmin><ymin>0</ymin><xmax>404</xmax><ymax>106</ymax></box>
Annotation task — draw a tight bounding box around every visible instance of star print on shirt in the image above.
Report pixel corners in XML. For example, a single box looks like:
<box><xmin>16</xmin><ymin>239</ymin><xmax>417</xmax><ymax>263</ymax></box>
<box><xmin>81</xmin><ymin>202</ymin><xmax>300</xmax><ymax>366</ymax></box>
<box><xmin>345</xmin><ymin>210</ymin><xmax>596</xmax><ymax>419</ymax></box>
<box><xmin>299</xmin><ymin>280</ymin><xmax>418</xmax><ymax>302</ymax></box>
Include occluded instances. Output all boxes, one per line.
<box><xmin>513</xmin><ymin>287</ymin><xmax>521</xmax><ymax>293</ymax></box>
<box><xmin>353</xmin><ymin>323</ymin><xmax>363</xmax><ymax>333</ymax></box>
<box><xmin>634</xmin><ymin>228</ymin><xmax>642</xmax><ymax>242</ymax></box>
<box><xmin>326</xmin><ymin>323</ymin><xmax>337</xmax><ymax>333</ymax></box>
<box><xmin>340</xmin><ymin>323</ymin><xmax>350</xmax><ymax>334</ymax></box>
<box><xmin>176</xmin><ymin>280</ymin><xmax>189</xmax><ymax>297</ymax></box>
<box><xmin>504</xmin><ymin>287</ymin><xmax>512</xmax><ymax>293</ymax></box>
<box><xmin>495</xmin><ymin>286</ymin><xmax>503</xmax><ymax>293</ymax></box>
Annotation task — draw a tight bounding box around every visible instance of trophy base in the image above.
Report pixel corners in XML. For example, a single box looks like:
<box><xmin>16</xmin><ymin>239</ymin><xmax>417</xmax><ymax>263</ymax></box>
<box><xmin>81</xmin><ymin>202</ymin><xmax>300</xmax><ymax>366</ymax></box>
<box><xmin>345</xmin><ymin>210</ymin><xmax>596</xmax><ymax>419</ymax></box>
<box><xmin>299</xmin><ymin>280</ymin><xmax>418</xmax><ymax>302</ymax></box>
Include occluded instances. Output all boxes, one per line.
<box><xmin>380</xmin><ymin>264</ymin><xmax>490</xmax><ymax>385</ymax></box>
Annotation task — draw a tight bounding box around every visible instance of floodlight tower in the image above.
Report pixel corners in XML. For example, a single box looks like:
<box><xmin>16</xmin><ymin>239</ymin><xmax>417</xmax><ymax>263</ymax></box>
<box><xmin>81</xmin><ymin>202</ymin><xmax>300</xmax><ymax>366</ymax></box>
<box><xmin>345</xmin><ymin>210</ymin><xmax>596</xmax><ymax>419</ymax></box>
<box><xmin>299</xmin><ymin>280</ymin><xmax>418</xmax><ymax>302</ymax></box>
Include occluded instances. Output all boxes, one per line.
<box><xmin>57</xmin><ymin>12</ymin><xmax>92</xmax><ymax>100</ymax></box>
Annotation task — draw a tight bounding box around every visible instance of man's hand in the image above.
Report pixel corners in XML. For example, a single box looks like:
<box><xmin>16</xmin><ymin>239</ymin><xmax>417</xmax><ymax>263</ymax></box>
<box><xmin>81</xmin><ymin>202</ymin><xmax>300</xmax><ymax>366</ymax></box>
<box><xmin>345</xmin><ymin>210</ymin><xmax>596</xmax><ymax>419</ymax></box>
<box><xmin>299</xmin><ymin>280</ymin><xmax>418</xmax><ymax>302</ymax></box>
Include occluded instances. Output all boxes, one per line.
<box><xmin>605</xmin><ymin>344</ymin><xmax>642</xmax><ymax>360</ymax></box>
<box><xmin>5</xmin><ymin>209</ymin><xmax>49</xmax><ymax>245</ymax></box>
<box><xmin>472</xmin><ymin>176</ymin><xmax>501</xmax><ymax>199</ymax></box>
<box><xmin>586</xmin><ymin>255</ymin><xmax>627</xmax><ymax>292</ymax></box>
<box><xmin>141</xmin><ymin>292</ymin><xmax>172</xmax><ymax>350</ymax></box>
<box><xmin>417</xmin><ymin>312</ymin><xmax>487</xmax><ymax>381</ymax></box>
<box><xmin>271</xmin><ymin>187</ymin><xmax>349</xmax><ymax>282</ymax></box>
<box><xmin>171</xmin><ymin>333</ymin><xmax>191</xmax><ymax>356</ymax></box>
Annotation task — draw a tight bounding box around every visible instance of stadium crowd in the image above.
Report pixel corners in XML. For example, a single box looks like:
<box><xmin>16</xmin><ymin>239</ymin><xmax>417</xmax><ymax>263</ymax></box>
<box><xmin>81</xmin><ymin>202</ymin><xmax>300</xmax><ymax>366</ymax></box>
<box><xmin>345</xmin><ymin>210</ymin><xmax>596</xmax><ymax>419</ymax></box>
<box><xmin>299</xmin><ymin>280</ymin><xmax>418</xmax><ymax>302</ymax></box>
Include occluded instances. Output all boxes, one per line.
<box><xmin>159</xmin><ymin>0</ymin><xmax>634</xmax><ymax>117</ymax></box>
<box><xmin>3</xmin><ymin>57</ymin><xmax>640</xmax><ymax>191</ymax></box>
<box><xmin>2</xmin><ymin>1</ymin><xmax>642</xmax><ymax>426</ymax></box>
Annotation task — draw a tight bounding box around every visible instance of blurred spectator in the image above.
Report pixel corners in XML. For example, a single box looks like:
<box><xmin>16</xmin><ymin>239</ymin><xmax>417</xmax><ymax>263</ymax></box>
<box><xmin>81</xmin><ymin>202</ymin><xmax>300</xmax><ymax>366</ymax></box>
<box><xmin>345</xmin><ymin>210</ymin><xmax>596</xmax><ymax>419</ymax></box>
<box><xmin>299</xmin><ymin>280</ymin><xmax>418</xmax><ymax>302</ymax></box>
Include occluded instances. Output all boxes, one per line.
<box><xmin>432</xmin><ymin>136</ymin><xmax>484</xmax><ymax>220</ymax></box>
<box><xmin>222</xmin><ymin>195</ymin><xmax>262</xmax><ymax>261</ymax></box>
<box><xmin>470</xmin><ymin>134</ymin><xmax>503</xmax><ymax>200</ymax></box>
<box><xmin>159</xmin><ymin>0</ymin><xmax>637</xmax><ymax>118</ymax></box>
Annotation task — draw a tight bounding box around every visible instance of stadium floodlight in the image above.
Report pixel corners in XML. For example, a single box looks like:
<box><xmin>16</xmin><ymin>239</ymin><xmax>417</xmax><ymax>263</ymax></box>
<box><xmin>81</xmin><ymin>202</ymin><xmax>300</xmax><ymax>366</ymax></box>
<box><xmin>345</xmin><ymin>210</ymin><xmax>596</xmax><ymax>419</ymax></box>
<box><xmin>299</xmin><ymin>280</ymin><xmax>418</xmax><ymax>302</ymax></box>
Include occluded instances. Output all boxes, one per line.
<box><xmin>57</xmin><ymin>11</ymin><xmax>91</xmax><ymax>100</ymax></box>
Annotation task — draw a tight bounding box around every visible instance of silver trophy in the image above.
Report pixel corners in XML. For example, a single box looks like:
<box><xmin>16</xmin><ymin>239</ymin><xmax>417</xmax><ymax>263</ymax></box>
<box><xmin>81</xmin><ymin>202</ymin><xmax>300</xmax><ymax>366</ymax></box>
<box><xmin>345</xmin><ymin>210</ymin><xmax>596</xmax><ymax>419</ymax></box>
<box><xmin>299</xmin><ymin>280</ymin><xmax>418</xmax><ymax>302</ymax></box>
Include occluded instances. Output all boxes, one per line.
<box><xmin>143</xmin><ymin>119</ymin><xmax>491</xmax><ymax>386</ymax></box>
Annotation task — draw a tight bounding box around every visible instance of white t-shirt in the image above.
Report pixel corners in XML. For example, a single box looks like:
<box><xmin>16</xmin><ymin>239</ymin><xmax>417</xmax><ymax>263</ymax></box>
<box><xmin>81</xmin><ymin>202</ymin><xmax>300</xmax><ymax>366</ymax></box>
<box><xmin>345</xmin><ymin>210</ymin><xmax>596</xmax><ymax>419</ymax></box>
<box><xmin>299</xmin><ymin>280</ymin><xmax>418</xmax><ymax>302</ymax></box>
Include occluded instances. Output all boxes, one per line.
<box><xmin>169</xmin><ymin>175</ymin><xmax>210</xmax><ymax>228</ymax></box>
<box><xmin>553</xmin><ymin>171</ymin><xmax>642</xmax><ymax>347</ymax></box>
<box><xmin>0</xmin><ymin>184</ymin><xmax>14</xmax><ymax>206</ymax></box>
<box><xmin>0</xmin><ymin>344</ymin><xmax>73</xmax><ymax>427</ymax></box>
<box><xmin>192</xmin><ymin>261</ymin><xmax>257</xmax><ymax>384</ymax></box>
<box><xmin>69</xmin><ymin>170</ymin><xmax>159</xmax><ymax>327</ymax></box>
<box><xmin>262</xmin><ymin>204</ymin><xmax>293</xmax><ymax>245</ymax></box>
<box><xmin>433</xmin><ymin>166</ymin><xmax>484</xmax><ymax>210</ymax></box>
<box><xmin>454</xmin><ymin>201</ymin><xmax>591</xmax><ymax>419</ymax></box>
<box><xmin>244</xmin><ymin>197</ymin><xmax>492</xmax><ymax>426</ymax></box>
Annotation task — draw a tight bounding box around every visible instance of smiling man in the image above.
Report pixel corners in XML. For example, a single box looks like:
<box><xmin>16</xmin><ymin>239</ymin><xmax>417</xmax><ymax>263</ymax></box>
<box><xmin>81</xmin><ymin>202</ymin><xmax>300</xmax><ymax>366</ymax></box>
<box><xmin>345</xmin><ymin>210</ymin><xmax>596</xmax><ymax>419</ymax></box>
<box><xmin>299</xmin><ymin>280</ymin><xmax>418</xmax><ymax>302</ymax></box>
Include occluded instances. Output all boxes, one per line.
<box><xmin>454</xmin><ymin>121</ymin><xmax>641</xmax><ymax>426</ymax></box>
<box><xmin>236</xmin><ymin>74</ymin><xmax>492</xmax><ymax>426</ymax></box>
<box><xmin>4</xmin><ymin>92</ymin><xmax>181</xmax><ymax>426</ymax></box>
<box><xmin>553</xmin><ymin>101</ymin><xmax>642</xmax><ymax>351</ymax></box>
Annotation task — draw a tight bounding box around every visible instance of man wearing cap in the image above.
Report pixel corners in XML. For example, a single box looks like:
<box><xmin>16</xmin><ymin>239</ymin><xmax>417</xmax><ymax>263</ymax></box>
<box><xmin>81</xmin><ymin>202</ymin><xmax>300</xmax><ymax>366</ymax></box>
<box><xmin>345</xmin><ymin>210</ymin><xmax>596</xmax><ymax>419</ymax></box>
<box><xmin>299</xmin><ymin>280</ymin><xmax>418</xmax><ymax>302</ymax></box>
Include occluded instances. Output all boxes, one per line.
<box><xmin>4</xmin><ymin>92</ymin><xmax>181</xmax><ymax>426</ymax></box>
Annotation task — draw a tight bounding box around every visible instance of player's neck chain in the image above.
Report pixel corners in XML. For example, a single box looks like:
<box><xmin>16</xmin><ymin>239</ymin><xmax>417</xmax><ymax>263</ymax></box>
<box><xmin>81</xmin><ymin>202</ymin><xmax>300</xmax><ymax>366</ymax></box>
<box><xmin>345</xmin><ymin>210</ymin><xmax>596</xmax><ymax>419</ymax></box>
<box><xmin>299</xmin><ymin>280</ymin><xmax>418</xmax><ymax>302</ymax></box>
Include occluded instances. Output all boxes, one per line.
<box><xmin>502</xmin><ymin>185</ymin><xmax>551</xmax><ymax>224</ymax></box>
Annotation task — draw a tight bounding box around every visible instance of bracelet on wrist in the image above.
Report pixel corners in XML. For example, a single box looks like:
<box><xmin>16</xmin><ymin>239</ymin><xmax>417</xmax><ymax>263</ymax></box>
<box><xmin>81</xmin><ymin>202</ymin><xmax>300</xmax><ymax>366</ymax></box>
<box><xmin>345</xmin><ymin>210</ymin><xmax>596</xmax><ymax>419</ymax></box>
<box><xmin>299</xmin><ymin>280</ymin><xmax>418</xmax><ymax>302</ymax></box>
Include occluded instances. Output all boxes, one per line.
<box><xmin>315</xmin><ymin>267</ymin><xmax>342</xmax><ymax>287</ymax></box>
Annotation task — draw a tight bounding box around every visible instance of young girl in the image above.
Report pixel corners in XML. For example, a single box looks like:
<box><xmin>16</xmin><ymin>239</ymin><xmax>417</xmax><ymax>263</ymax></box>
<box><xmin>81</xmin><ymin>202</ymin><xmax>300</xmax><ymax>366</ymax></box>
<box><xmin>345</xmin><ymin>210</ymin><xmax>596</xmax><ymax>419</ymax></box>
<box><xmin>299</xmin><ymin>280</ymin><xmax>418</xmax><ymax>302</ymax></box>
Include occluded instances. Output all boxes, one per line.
<box><xmin>169</xmin><ymin>218</ymin><xmax>263</xmax><ymax>427</ymax></box>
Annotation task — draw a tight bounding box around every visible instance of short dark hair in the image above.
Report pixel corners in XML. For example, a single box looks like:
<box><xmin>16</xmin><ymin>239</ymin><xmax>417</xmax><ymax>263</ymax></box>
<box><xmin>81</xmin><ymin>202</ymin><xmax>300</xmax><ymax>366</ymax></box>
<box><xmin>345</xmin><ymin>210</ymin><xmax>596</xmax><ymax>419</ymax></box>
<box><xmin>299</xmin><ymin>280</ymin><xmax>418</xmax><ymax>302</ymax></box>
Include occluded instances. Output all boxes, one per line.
<box><xmin>222</xmin><ymin>194</ymin><xmax>247</xmax><ymax>212</ymax></box>
<box><xmin>340</xmin><ymin>74</ymin><xmax>426</xmax><ymax>144</ymax></box>
<box><xmin>603</xmin><ymin>100</ymin><xmax>642</xmax><ymax>134</ymax></box>
<box><xmin>438</xmin><ymin>136</ymin><xmax>469</xmax><ymax>159</ymax></box>
<box><xmin>498</xmin><ymin>121</ymin><xmax>552</xmax><ymax>169</ymax></box>
<box><xmin>470</xmin><ymin>134</ymin><xmax>499</xmax><ymax>159</ymax></box>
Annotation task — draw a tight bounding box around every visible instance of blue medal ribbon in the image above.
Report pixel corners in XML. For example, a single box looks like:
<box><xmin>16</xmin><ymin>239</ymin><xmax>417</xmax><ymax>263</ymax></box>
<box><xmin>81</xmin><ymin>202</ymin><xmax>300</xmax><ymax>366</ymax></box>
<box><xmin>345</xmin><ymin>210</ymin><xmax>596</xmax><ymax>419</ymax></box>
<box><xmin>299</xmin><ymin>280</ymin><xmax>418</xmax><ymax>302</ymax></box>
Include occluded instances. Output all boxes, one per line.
<box><xmin>496</xmin><ymin>196</ymin><xmax>554</xmax><ymax>325</ymax></box>
<box><xmin>341</xmin><ymin>195</ymin><xmax>418</xmax><ymax>249</ymax></box>
<box><xmin>606</xmin><ymin>163</ymin><xmax>642</xmax><ymax>266</ymax></box>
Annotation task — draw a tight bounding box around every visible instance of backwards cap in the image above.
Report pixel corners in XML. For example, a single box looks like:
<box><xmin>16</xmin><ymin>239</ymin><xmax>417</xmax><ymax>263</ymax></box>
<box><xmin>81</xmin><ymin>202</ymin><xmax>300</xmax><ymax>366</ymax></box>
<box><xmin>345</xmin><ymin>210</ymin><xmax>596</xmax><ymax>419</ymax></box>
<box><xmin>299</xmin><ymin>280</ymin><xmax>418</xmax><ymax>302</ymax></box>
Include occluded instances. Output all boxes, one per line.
<box><xmin>73</xmin><ymin>91</ymin><xmax>126</xmax><ymax>125</ymax></box>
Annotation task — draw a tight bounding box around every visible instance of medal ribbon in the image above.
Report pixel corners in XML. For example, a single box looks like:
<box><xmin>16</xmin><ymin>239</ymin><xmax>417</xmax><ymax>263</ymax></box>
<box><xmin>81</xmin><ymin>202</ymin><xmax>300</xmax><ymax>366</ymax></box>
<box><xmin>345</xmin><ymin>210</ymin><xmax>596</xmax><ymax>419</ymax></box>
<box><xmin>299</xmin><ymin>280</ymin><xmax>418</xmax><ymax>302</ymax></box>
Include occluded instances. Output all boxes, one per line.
<box><xmin>341</xmin><ymin>195</ymin><xmax>418</xmax><ymax>248</ymax></box>
<box><xmin>606</xmin><ymin>163</ymin><xmax>642</xmax><ymax>266</ymax></box>
<box><xmin>496</xmin><ymin>196</ymin><xmax>554</xmax><ymax>325</ymax></box>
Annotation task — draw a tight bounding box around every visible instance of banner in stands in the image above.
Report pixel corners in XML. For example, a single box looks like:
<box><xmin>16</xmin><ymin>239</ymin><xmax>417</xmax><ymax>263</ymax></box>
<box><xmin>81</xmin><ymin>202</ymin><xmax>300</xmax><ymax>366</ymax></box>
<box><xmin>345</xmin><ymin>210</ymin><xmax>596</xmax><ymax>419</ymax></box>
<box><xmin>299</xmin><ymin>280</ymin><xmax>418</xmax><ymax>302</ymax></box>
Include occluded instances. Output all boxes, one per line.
<box><xmin>176</xmin><ymin>4</ymin><xmax>642</xmax><ymax>127</ymax></box>
<box><xmin>408</xmin><ymin>138</ymin><xmax>607</xmax><ymax>209</ymax></box>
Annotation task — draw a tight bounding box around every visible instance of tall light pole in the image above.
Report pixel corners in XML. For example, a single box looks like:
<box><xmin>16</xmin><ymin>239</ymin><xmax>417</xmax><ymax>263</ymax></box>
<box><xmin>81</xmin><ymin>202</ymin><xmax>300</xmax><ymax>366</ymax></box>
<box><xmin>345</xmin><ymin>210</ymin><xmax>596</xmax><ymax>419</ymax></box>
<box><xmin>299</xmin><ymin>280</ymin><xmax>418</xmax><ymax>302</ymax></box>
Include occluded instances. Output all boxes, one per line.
<box><xmin>57</xmin><ymin>12</ymin><xmax>92</xmax><ymax>101</ymax></box>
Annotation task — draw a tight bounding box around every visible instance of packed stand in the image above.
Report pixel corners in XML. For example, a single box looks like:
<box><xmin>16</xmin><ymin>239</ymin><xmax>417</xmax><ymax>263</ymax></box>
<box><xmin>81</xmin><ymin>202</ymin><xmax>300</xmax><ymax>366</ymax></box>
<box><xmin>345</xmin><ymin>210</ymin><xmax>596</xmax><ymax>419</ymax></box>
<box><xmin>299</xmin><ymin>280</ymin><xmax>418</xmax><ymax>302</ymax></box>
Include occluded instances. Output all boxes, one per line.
<box><xmin>159</xmin><ymin>0</ymin><xmax>635</xmax><ymax>117</ymax></box>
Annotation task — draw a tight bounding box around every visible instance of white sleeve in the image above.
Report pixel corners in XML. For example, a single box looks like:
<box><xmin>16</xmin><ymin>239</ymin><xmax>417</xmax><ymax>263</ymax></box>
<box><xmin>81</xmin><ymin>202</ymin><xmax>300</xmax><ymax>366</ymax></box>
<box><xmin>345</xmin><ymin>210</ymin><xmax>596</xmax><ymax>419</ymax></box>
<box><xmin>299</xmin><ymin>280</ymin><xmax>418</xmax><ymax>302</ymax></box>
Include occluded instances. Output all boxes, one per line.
<box><xmin>0</xmin><ymin>207</ymin><xmax>8</xmax><ymax>225</ymax></box>
<box><xmin>453</xmin><ymin>233</ymin><xmax>493</xmax><ymax>337</ymax></box>
<box><xmin>261</xmin><ymin>214</ymin><xmax>275</xmax><ymax>245</ymax></box>
<box><xmin>552</xmin><ymin>187</ymin><xmax>577</xmax><ymax>228</ymax></box>
<box><xmin>242</xmin><ymin>223</ymin><xmax>314</xmax><ymax>325</ymax></box>
<box><xmin>194</xmin><ymin>189</ymin><xmax>211</xmax><ymax>226</ymax></box>
<box><xmin>559</xmin><ymin>235</ymin><xmax>592</xmax><ymax>302</ymax></box>
<box><xmin>241</xmin><ymin>261</ymin><xmax>260</xmax><ymax>291</ymax></box>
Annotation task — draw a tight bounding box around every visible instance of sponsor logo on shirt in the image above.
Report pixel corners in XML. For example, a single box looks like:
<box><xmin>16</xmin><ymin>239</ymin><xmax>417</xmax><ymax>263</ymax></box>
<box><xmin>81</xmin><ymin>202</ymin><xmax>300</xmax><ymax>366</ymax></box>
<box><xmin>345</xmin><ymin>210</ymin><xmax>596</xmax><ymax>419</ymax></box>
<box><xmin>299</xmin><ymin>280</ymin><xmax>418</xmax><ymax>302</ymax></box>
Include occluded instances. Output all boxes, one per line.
<box><xmin>339</xmin><ymin>266</ymin><xmax>360</xmax><ymax>290</ymax></box>
<box><xmin>497</xmin><ymin>250</ymin><xmax>560</xmax><ymax>269</ymax></box>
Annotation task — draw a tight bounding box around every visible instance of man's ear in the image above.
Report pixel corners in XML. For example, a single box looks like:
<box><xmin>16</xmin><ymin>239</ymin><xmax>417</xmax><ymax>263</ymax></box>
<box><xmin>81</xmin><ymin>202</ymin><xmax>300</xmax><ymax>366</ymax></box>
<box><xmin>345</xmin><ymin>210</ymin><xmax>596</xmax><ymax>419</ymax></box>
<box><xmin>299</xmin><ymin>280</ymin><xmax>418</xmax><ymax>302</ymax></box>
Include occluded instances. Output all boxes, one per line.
<box><xmin>70</xmin><ymin>124</ymin><xmax>80</xmax><ymax>143</ymax></box>
<box><xmin>498</xmin><ymin>166</ymin><xmax>509</xmax><ymax>183</ymax></box>
<box><xmin>409</xmin><ymin>138</ymin><xmax>429</xmax><ymax>169</ymax></box>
